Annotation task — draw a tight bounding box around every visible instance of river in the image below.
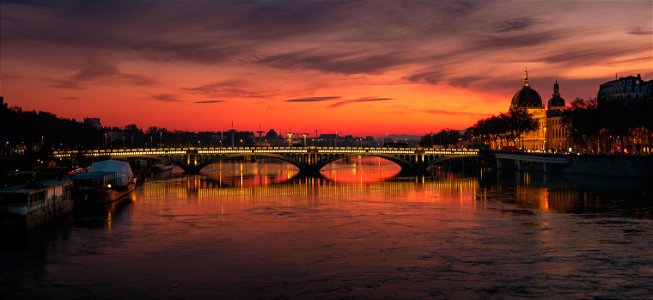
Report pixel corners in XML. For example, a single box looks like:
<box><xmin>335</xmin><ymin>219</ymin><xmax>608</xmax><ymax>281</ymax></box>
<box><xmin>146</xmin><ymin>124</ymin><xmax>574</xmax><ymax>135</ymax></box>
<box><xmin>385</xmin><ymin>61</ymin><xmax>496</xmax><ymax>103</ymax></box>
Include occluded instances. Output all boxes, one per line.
<box><xmin>2</xmin><ymin>158</ymin><xmax>652</xmax><ymax>299</ymax></box>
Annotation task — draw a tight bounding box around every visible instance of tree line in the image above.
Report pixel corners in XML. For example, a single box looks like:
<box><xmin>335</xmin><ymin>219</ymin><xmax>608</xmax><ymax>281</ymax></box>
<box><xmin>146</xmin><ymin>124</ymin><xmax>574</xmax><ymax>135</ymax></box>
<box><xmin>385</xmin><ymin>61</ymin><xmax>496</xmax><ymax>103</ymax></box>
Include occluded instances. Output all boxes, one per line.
<box><xmin>562</xmin><ymin>97</ymin><xmax>653</xmax><ymax>154</ymax></box>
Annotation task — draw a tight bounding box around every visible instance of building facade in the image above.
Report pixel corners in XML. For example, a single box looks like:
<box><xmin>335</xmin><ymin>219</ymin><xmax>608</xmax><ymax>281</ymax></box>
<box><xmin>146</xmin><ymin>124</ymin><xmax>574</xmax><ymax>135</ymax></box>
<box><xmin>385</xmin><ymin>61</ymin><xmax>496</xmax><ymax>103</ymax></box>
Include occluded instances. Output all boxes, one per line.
<box><xmin>597</xmin><ymin>74</ymin><xmax>653</xmax><ymax>107</ymax></box>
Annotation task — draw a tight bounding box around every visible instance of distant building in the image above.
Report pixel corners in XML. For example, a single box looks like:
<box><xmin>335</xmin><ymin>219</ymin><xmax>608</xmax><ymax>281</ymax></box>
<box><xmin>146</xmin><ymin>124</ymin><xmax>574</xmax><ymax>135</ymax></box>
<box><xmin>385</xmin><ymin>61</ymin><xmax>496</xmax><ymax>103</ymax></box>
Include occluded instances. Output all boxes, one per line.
<box><xmin>83</xmin><ymin>118</ymin><xmax>102</xmax><ymax>129</ymax></box>
<box><xmin>597</xmin><ymin>73</ymin><xmax>653</xmax><ymax>107</ymax></box>
<box><xmin>509</xmin><ymin>70</ymin><xmax>570</xmax><ymax>151</ymax></box>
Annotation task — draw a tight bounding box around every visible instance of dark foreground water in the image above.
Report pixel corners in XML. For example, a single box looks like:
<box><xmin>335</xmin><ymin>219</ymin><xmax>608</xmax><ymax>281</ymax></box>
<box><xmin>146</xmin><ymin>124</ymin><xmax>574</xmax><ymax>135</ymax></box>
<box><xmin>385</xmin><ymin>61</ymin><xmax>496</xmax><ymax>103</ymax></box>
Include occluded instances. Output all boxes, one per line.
<box><xmin>2</xmin><ymin>158</ymin><xmax>653</xmax><ymax>299</ymax></box>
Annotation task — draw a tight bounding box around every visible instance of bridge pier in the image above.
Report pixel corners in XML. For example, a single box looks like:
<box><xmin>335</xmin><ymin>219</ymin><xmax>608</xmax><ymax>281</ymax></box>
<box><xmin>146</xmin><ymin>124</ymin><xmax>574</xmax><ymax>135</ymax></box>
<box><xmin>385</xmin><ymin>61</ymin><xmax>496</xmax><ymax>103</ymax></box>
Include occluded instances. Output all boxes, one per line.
<box><xmin>178</xmin><ymin>164</ymin><xmax>204</xmax><ymax>174</ymax></box>
<box><xmin>297</xmin><ymin>165</ymin><xmax>323</xmax><ymax>177</ymax></box>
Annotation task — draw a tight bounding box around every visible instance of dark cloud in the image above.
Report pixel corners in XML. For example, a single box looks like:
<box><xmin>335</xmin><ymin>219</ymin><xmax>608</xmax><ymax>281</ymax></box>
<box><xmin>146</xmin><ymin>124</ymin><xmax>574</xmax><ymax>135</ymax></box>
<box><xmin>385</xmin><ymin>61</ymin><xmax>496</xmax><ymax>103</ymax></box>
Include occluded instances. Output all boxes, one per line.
<box><xmin>328</xmin><ymin>97</ymin><xmax>395</xmax><ymax>108</ymax></box>
<box><xmin>473</xmin><ymin>30</ymin><xmax>566</xmax><ymax>50</ymax></box>
<box><xmin>629</xmin><ymin>26</ymin><xmax>653</xmax><ymax>35</ymax></box>
<box><xmin>286</xmin><ymin>96</ymin><xmax>341</xmax><ymax>103</ymax></box>
<box><xmin>541</xmin><ymin>45</ymin><xmax>648</xmax><ymax>64</ymax></box>
<box><xmin>131</xmin><ymin>41</ymin><xmax>247</xmax><ymax>64</ymax></box>
<box><xmin>61</xmin><ymin>97</ymin><xmax>80</xmax><ymax>100</ymax></box>
<box><xmin>424</xmin><ymin>109</ymin><xmax>491</xmax><ymax>117</ymax></box>
<box><xmin>50</xmin><ymin>58</ymin><xmax>155</xmax><ymax>89</ymax></box>
<box><xmin>494</xmin><ymin>18</ymin><xmax>537</xmax><ymax>33</ymax></box>
<box><xmin>151</xmin><ymin>94</ymin><xmax>181</xmax><ymax>102</ymax></box>
<box><xmin>183</xmin><ymin>80</ymin><xmax>269</xmax><ymax>98</ymax></box>
<box><xmin>259</xmin><ymin>50</ymin><xmax>410</xmax><ymax>75</ymax></box>
<box><xmin>405</xmin><ymin>70</ymin><xmax>447</xmax><ymax>85</ymax></box>
<box><xmin>194</xmin><ymin>100</ymin><xmax>224</xmax><ymax>104</ymax></box>
<box><xmin>183</xmin><ymin>80</ymin><xmax>243</xmax><ymax>94</ymax></box>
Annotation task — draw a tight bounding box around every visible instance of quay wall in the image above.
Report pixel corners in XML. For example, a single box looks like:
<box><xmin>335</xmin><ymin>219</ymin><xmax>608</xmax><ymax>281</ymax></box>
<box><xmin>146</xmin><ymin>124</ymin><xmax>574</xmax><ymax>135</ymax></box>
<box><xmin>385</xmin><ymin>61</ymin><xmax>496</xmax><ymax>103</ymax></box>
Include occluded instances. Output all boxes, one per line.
<box><xmin>491</xmin><ymin>152</ymin><xmax>653</xmax><ymax>178</ymax></box>
<box><xmin>563</xmin><ymin>155</ymin><xmax>653</xmax><ymax>178</ymax></box>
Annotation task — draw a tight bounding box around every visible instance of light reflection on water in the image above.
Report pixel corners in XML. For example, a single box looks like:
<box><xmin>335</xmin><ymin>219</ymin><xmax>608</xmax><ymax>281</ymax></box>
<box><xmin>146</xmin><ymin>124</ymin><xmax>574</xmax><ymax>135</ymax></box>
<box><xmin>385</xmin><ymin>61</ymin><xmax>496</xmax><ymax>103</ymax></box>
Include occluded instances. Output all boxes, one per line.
<box><xmin>199</xmin><ymin>157</ymin><xmax>402</xmax><ymax>186</ymax></box>
<box><xmin>1</xmin><ymin>161</ymin><xmax>652</xmax><ymax>299</ymax></box>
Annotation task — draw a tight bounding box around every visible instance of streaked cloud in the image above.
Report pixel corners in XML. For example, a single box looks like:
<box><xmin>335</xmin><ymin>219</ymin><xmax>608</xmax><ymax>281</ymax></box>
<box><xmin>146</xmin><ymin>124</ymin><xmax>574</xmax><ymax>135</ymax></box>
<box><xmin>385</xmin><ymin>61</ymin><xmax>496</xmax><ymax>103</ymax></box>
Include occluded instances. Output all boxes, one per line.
<box><xmin>424</xmin><ymin>110</ymin><xmax>492</xmax><ymax>117</ymax></box>
<box><xmin>286</xmin><ymin>96</ymin><xmax>341</xmax><ymax>103</ymax></box>
<box><xmin>151</xmin><ymin>94</ymin><xmax>181</xmax><ymax>102</ymax></box>
<box><xmin>629</xmin><ymin>26</ymin><xmax>653</xmax><ymax>35</ymax></box>
<box><xmin>328</xmin><ymin>97</ymin><xmax>395</xmax><ymax>108</ymax></box>
<box><xmin>494</xmin><ymin>18</ymin><xmax>537</xmax><ymax>33</ymax></box>
<box><xmin>259</xmin><ymin>50</ymin><xmax>410</xmax><ymax>75</ymax></box>
<box><xmin>51</xmin><ymin>58</ymin><xmax>155</xmax><ymax>89</ymax></box>
<box><xmin>194</xmin><ymin>100</ymin><xmax>224</xmax><ymax>104</ymax></box>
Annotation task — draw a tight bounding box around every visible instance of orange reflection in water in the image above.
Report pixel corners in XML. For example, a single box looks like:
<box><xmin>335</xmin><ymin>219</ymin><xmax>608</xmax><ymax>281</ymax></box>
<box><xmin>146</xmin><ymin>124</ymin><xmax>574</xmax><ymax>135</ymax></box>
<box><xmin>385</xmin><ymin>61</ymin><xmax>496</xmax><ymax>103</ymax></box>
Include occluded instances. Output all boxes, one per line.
<box><xmin>320</xmin><ymin>156</ymin><xmax>401</xmax><ymax>184</ymax></box>
<box><xmin>201</xmin><ymin>160</ymin><xmax>299</xmax><ymax>187</ymax></box>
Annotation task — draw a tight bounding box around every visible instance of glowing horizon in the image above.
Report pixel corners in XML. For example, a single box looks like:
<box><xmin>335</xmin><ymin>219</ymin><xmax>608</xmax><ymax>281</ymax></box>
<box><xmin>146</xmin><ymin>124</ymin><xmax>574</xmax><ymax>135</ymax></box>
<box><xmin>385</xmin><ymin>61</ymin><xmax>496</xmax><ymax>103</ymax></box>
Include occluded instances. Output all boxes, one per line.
<box><xmin>1</xmin><ymin>0</ymin><xmax>651</xmax><ymax>136</ymax></box>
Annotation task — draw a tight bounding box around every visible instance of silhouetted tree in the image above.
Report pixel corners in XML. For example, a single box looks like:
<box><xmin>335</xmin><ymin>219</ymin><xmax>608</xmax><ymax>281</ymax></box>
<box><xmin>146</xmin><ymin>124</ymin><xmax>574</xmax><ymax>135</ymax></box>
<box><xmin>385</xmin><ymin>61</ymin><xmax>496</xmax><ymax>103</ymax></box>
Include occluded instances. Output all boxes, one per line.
<box><xmin>464</xmin><ymin>108</ymin><xmax>537</xmax><ymax>149</ymax></box>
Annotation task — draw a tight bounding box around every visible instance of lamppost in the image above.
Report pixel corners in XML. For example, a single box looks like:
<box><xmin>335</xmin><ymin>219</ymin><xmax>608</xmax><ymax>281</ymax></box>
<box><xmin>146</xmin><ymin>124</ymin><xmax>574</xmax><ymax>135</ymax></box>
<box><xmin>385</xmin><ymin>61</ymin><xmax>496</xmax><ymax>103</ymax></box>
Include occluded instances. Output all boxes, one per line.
<box><xmin>159</xmin><ymin>131</ymin><xmax>163</xmax><ymax>147</ymax></box>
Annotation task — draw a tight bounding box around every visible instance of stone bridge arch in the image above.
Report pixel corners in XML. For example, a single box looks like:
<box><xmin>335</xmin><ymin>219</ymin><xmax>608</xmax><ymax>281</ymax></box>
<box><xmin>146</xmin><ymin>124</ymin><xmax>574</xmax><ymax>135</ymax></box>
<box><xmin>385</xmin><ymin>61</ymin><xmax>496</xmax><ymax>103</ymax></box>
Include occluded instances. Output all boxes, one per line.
<box><xmin>313</xmin><ymin>153</ymin><xmax>414</xmax><ymax>173</ymax></box>
<box><xmin>167</xmin><ymin>152</ymin><xmax>308</xmax><ymax>174</ymax></box>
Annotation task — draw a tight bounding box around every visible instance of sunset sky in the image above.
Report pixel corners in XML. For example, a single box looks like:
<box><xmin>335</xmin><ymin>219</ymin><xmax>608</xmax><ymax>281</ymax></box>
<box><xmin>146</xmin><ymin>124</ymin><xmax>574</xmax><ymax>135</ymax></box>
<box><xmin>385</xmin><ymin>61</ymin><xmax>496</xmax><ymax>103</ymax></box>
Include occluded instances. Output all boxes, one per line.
<box><xmin>1</xmin><ymin>0</ymin><xmax>652</xmax><ymax>136</ymax></box>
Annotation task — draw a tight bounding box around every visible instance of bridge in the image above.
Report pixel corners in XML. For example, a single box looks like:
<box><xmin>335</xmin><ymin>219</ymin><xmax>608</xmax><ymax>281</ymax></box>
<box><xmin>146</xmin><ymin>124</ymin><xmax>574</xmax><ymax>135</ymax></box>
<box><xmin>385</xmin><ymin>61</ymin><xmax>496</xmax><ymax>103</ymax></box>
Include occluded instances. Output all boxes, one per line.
<box><xmin>53</xmin><ymin>146</ymin><xmax>480</xmax><ymax>175</ymax></box>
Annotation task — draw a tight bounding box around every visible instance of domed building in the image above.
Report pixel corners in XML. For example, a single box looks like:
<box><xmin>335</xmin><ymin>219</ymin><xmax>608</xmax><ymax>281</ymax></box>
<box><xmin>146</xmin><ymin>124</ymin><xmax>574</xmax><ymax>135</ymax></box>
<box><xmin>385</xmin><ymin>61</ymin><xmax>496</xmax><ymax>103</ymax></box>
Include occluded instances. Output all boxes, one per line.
<box><xmin>511</xmin><ymin>72</ymin><xmax>543</xmax><ymax>109</ymax></box>
<box><xmin>508</xmin><ymin>70</ymin><xmax>570</xmax><ymax>151</ymax></box>
<box><xmin>545</xmin><ymin>79</ymin><xmax>569</xmax><ymax>151</ymax></box>
<box><xmin>510</xmin><ymin>69</ymin><xmax>547</xmax><ymax>151</ymax></box>
<box><xmin>547</xmin><ymin>79</ymin><xmax>565</xmax><ymax>109</ymax></box>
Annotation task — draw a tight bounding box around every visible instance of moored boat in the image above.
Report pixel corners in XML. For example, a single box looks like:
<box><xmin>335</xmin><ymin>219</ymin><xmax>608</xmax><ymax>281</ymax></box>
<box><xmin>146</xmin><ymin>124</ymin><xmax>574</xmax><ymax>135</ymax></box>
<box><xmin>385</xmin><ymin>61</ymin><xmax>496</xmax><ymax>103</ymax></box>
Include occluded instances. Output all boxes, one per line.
<box><xmin>0</xmin><ymin>180</ymin><xmax>73</xmax><ymax>231</ymax></box>
<box><xmin>73</xmin><ymin>160</ymin><xmax>137</xmax><ymax>205</ymax></box>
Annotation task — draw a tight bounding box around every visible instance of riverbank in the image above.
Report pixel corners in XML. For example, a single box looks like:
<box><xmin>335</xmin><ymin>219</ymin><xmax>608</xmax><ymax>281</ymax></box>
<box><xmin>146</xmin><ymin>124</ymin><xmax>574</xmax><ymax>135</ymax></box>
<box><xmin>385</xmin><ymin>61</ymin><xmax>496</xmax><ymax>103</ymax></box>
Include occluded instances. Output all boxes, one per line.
<box><xmin>491</xmin><ymin>152</ymin><xmax>653</xmax><ymax>178</ymax></box>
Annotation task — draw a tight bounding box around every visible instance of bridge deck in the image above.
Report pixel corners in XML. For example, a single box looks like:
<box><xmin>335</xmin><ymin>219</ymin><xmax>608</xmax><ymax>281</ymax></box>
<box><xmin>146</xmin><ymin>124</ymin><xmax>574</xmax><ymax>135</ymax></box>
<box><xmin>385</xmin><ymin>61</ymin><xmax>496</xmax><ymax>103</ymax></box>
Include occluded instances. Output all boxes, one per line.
<box><xmin>53</xmin><ymin>146</ymin><xmax>479</xmax><ymax>159</ymax></box>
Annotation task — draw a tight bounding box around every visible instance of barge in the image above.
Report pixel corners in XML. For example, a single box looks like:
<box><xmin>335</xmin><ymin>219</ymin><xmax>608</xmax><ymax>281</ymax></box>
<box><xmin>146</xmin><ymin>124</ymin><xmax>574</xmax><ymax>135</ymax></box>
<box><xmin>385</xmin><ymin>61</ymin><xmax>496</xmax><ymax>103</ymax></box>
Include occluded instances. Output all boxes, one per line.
<box><xmin>0</xmin><ymin>180</ymin><xmax>73</xmax><ymax>231</ymax></box>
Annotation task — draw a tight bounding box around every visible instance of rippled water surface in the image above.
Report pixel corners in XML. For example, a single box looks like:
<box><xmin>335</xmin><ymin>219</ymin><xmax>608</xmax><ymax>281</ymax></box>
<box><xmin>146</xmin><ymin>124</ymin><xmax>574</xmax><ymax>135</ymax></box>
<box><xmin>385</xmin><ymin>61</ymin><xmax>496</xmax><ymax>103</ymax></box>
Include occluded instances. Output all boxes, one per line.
<box><xmin>2</xmin><ymin>158</ymin><xmax>653</xmax><ymax>299</ymax></box>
